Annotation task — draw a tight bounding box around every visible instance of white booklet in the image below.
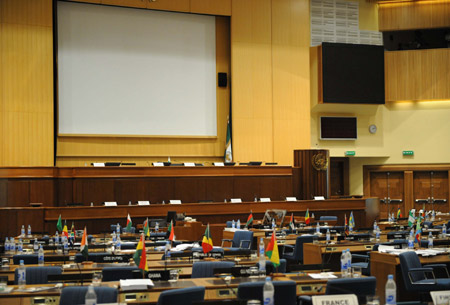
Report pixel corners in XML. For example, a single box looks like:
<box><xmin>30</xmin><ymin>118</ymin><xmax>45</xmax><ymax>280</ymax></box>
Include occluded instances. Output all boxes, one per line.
<box><xmin>120</xmin><ymin>279</ymin><xmax>154</xmax><ymax>291</ymax></box>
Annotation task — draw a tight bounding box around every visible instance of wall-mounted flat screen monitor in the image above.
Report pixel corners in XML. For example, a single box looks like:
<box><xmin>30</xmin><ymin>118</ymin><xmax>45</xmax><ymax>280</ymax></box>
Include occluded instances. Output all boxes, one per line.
<box><xmin>322</xmin><ymin>42</ymin><xmax>385</xmax><ymax>104</ymax></box>
<box><xmin>320</xmin><ymin>117</ymin><xmax>357</xmax><ymax>140</ymax></box>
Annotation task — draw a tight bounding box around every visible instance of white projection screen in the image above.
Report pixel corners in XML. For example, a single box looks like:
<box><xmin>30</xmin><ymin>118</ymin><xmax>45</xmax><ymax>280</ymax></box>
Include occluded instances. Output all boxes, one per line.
<box><xmin>57</xmin><ymin>2</ymin><xmax>217</xmax><ymax>136</ymax></box>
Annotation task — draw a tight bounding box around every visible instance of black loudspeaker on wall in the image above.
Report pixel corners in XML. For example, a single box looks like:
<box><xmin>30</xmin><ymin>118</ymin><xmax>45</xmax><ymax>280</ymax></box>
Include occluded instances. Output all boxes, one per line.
<box><xmin>218</xmin><ymin>72</ymin><xmax>227</xmax><ymax>87</ymax></box>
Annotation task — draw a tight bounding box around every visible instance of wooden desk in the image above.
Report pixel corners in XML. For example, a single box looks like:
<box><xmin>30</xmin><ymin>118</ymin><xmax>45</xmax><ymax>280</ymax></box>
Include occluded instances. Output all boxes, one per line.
<box><xmin>303</xmin><ymin>241</ymin><xmax>378</xmax><ymax>270</ymax></box>
<box><xmin>0</xmin><ymin>273</ymin><xmax>338</xmax><ymax>305</ymax></box>
<box><xmin>370</xmin><ymin>251</ymin><xmax>450</xmax><ymax>302</ymax></box>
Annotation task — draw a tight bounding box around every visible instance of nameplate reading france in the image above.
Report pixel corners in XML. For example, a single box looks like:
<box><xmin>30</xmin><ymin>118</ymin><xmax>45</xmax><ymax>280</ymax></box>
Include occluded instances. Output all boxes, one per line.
<box><xmin>312</xmin><ymin>294</ymin><xmax>358</xmax><ymax>305</ymax></box>
<box><xmin>431</xmin><ymin>291</ymin><xmax>450</xmax><ymax>305</ymax></box>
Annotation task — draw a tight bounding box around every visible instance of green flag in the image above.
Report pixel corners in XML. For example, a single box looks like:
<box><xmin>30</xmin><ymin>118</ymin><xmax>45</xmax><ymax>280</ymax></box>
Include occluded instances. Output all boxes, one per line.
<box><xmin>56</xmin><ymin>214</ymin><xmax>62</xmax><ymax>232</ymax></box>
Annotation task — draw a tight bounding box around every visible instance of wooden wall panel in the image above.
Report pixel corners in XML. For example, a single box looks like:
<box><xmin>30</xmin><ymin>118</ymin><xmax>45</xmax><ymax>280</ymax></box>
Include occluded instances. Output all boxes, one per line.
<box><xmin>231</xmin><ymin>0</ymin><xmax>274</xmax><ymax>163</ymax></box>
<box><xmin>56</xmin><ymin>15</ymin><xmax>230</xmax><ymax>166</ymax></box>
<box><xmin>0</xmin><ymin>0</ymin><xmax>54</xmax><ymax>166</ymax></box>
<box><xmin>294</xmin><ymin>149</ymin><xmax>329</xmax><ymax>200</ymax></box>
<box><xmin>413</xmin><ymin>171</ymin><xmax>449</xmax><ymax>212</ymax></box>
<box><xmin>271</xmin><ymin>0</ymin><xmax>311</xmax><ymax>164</ymax></box>
<box><xmin>204</xmin><ymin>177</ymin><xmax>234</xmax><ymax>202</ymax></box>
<box><xmin>369</xmin><ymin>171</ymin><xmax>404</xmax><ymax>219</ymax></box>
<box><xmin>385</xmin><ymin>49</ymin><xmax>450</xmax><ymax>102</ymax></box>
<box><xmin>190</xmin><ymin>0</ymin><xmax>231</xmax><ymax>16</ymax></box>
<box><xmin>379</xmin><ymin>0</ymin><xmax>450</xmax><ymax>31</ymax></box>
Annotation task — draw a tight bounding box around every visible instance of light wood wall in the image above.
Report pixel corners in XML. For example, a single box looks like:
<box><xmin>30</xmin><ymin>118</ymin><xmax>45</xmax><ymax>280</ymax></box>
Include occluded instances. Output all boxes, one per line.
<box><xmin>379</xmin><ymin>0</ymin><xmax>450</xmax><ymax>31</ymax></box>
<box><xmin>0</xmin><ymin>0</ymin><xmax>54</xmax><ymax>166</ymax></box>
<box><xmin>385</xmin><ymin>49</ymin><xmax>450</xmax><ymax>102</ymax></box>
<box><xmin>231</xmin><ymin>0</ymin><xmax>311</xmax><ymax>165</ymax></box>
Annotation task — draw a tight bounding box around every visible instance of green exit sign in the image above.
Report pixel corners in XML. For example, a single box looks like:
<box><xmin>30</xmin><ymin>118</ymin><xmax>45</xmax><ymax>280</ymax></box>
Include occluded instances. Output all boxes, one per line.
<box><xmin>403</xmin><ymin>150</ymin><xmax>414</xmax><ymax>156</ymax></box>
<box><xmin>345</xmin><ymin>151</ymin><xmax>356</xmax><ymax>156</ymax></box>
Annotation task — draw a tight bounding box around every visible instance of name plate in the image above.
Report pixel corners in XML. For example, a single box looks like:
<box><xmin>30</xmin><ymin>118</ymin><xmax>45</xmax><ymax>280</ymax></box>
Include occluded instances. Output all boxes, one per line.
<box><xmin>93</xmin><ymin>163</ymin><xmax>105</xmax><ymax>167</ymax></box>
<box><xmin>153</xmin><ymin>162</ymin><xmax>164</xmax><ymax>167</ymax></box>
<box><xmin>213</xmin><ymin>162</ymin><xmax>225</xmax><ymax>166</ymax></box>
<box><xmin>312</xmin><ymin>294</ymin><xmax>358</xmax><ymax>305</ymax></box>
<box><xmin>104</xmin><ymin>202</ymin><xmax>117</xmax><ymax>206</ymax></box>
<box><xmin>147</xmin><ymin>270</ymin><xmax>169</xmax><ymax>281</ymax></box>
<box><xmin>97</xmin><ymin>255</ymin><xmax>131</xmax><ymax>263</ymax></box>
<box><xmin>169</xmin><ymin>200</ymin><xmax>182</xmax><ymax>204</ymax></box>
<box><xmin>314</xmin><ymin>196</ymin><xmax>325</xmax><ymax>201</ymax></box>
<box><xmin>286</xmin><ymin>197</ymin><xmax>297</xmax><ymax>202</ymax></box>
<box><xmin>260</xmin><ymin>198</ymin><xmax>271</xmax><ymax>202</ymax></box>
<box><xmin>184</xmin><ymin>162</ymin><xmax>195</xmax><ymax>167</ymax></box>
<box><xmin>138</xmin><ymin>201</ymin><xmax>150</xmax><ymax>206</ymax></box>
<box><xmin>195</xmin><ymin>251</ymin><xmax>224</xmax><ymax>260</ymax></box>
<box><xmin>230</xmin><ymin>198</ymin><xmax>242</xmax><ymax>203</ymax></box>
<box><xmin>431</xmin><ymin>291</ymin><xmax>450</xmax><ymax>305</ymax></box>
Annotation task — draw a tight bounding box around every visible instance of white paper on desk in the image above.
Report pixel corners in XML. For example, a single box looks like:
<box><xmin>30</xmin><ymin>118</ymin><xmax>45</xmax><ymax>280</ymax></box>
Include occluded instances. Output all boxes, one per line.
<box><xmin>153</xmin><ymin>162</ymin><xmax>164</xmax><ymax>167</ymax></box>
<box><xmin>286</xmin><ymin>197</ymin><xmax>297</xmax><ymax>202</ymax></box>
<box><xmin>308</xmin><ymin>272</ymin><xmax>337</xmax><ymax>279</ymax></box>
<box><xmin>120</xmin><ymin>279</ymin><xmax>154</xmax><ymax>291</ymax></box>
<box><xmin>377</xmin><ymin>245</ymin><xmax>397</xmax><ymax>253</ymax></box>
<box><xmin>104</xmin><ymin>202</ymin><xmax>117</xmax><ymax>206</ymax></box>
<box><xmin>138</xmin><ymin>201</ymin><xmax>150</xmax><ymax>206</ymax></box>
<box><xmin>260</xmin><ymin>198</ymin><xmax>271</xmax><ymax>202</ymax></box>
<box><xmin>169</xmin><ymin>200</ymin><xmax>182</xmax><ymax>204</ymax></box>
<box><xmin>230</xmin><ymin>198</ymin><xmax>242</xmax><ymax>203</ymax></box>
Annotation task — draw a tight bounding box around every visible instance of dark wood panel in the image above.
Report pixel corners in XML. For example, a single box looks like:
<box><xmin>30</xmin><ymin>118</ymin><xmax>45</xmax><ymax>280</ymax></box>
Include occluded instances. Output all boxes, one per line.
<box><xmin>30</xmin><ymin>179</ymin><xmax>55</xmax><ymax>206</ymax></box>
<box><xmin>204</xmin><ymin>177</ymin><xmax>234</xmax><ymax>202</ymax></box>
<box><xmin>413</xmin><ymin>171</ymin><xmax>449</xmax><ymax>212</ymax></box>
<box><xmin>259</xmin><ymin>177</ymin><xmax>292</xmax><ymax>201</ymax></box>
<box><xmin>330</xmin><ymin>157</ymin><xmax>349</xmax><ymax>197</ymax></box>
<box><xmin>294</xmin><ymin>149</ymin><xmax>329</xmax><ymax>200</ymax></box>
<box><xmin>56</xmin><ymin>179</ymin><xmax>74</xmax><ymax>206</ymax></box>
<box><xmin>233</xmin><ymin>177</ymin><xmax>260</xmax><ymax>202</ymax></box>
<box><xmin>114</xmin><ymin>179</ymin><xmax>150</xmax><ymax>205</ymax></box>
<box><xmin>0</xmin><ymin>180</ymin><xmax>7</xmax><ymax>207</ymax></box>
<box><xmin>174</xmin><ymin>178</ymin><xmax>206</xmax><ymax>203</ymax></box>
<box><xmin>7</xmin><ymin>180</ymin><xmax>30</xmax><ymax>207</ymax></box>
<box><xmin>147</xmin><ymin>178</ymin><xmax>175</xmax><ymax>204</ymax></box>
<box><xmin>369</xmin><ymin>172</ymin><xmax>404</xmax><ymax>219</ymax></box>
<box><xmin>73</xmin><ymin>179</ymin><xmax>115</xmax><ymax>204</ymax></box>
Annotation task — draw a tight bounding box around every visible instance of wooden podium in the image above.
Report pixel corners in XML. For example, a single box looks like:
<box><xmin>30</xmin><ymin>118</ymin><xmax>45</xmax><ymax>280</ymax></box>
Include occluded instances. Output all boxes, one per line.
<box><xmin>294</xmin><ymin>149</ymin><xmax>330</xmax><ymax>200</ymax></box>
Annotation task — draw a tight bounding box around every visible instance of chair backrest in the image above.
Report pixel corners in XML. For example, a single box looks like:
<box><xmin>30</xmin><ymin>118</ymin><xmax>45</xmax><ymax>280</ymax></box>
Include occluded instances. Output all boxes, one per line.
<box><xmin>294</xmin><ymin>235</ymin><xmax>315</xmax><ymax>263</ymax></box>
<box><xmin>13</xmin><ymin>254</ymin><xmax>38</xmax><ymax>265</ymax></box>
<box><xmin>326</xmin><ymin>276</ymin><xmax>376</xmax><ymax>304</ymax></box>
<box><xmin>237</xmin><ymin>280</ymin><xmax>297</xmax><ymax>305</ymax></box>
<box><xmin>191</xmin><ymin>261</ymin><xmax>235</xmax><ymax>278</ymax></box>
<box><xmin>399</xmin><ymin>251</ymin><xmax>425</xmax><ymax>291</ymax></box>
<box><xmin>157</xmin><ymin>286</ymin><xmax>205</xmax><ymax>305</ymax></box>
<box><xmin>102</xmin><ymin>266</ymin><xmax>139</xmax><ymax>281</ymax></box>
<box><xmin>423</xmin><ymin>221</ymin><xmax>433</xmax><ymax>228</ymax></box>
<box><xmin>59</xmin><ymin>286</ymin><xmax>118</xmax><ymax>305</ymax></box>
<box><xmin>256</xmin><ymin>259</ymin><xmax>287</xmax><ymax>274</ymax></box>
<box><xmin>232</xmin><ymin>230</ymin><xmax>254</xmax><ymax>249</ymax></box>
<box><xmin>319</xmin><ymin>216</ymin><xmax>338</xmax><ymax>221</ymax></box>
<box><xmin>14</xmin><ymin>266</ymin><xmax>62</xmax><ymax>285</ymax></box>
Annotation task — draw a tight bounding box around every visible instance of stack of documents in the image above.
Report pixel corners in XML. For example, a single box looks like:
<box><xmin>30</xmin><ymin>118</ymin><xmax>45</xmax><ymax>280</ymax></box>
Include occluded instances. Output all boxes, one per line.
<box><xmin>120</xmin><ymin>279</ymin><xmax>154</xmax><ymax>291</ymax></box>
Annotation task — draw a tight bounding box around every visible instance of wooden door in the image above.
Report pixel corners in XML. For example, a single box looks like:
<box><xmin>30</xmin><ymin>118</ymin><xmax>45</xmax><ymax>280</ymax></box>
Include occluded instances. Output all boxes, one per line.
<box><xmin>413</xmin><ymin>171</ymin><xmax>449</xmax><ymax>213</ymax></box>
<box><xmin>370</xmin><ymin>172</ymin><xmax>404</xmax><ymax>219</ymax></box>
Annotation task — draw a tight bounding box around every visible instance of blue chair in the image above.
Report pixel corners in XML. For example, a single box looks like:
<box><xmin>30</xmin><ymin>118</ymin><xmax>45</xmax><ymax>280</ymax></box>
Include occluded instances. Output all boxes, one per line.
<box><xmin>351</xmin><ymin>244</ymin><xmax>380</xmax><ymax>276</ymax></box>
<box><xmin>237</xmin><ymin>280</ymin><xmax>297</xmax><ymax>305</ymax></box>
<box><xmin>123</xmin><ymin>227</ymin><xmax>136</xmax><ymax>234</ymax></box>
<box><xmin>399</xmin><ymin>251</ymin><xmax>450</xmax><ymax>293</ymax></box>
<box><xmin>299</xmin><ymin>276</ymin><xmax>376</xmax><ymax>305</ymax></box>
<box><xmin>282</xmin><ymin>235</ymin><xmax>314</xmax><ymax>265</ymax></box>
<box><xmin>156</xmin><ymin>286</ymin><xmax>205</xmax><ymax>305</ymax></box>
<box><xmin>256</xmin><ymin>259</ymin><xmax>287</xmax><ymax>274</ymax></box>
<box><xmin>14</xmin><ymin>266</ymin><xmax>62</xmax><ymax>285</ymax></box>
<box><xmin>59</xmin><ymin>286</ymin><xmax>118</xmax><ymax>305</ymax></box>
<box><xmin>13</xmin><ymin>254</ymin><xmax>38</xmax><ymax>265</ymax></box>
<box><xmin>221</xmin><ymin>230</ymin><xmax>253</xmax><ymax>250</ymax></box>
<box><xmin>102</xmin><ymin>266</ymin><xmax>139</xmax><ymax>281</ymax></box>
<box><xmin>191</xmin><ymin>261</ymin><xmax>235</xmax><ymax>278</ymax></box>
